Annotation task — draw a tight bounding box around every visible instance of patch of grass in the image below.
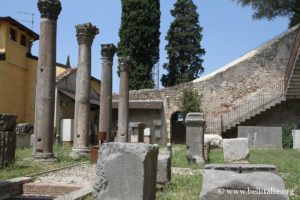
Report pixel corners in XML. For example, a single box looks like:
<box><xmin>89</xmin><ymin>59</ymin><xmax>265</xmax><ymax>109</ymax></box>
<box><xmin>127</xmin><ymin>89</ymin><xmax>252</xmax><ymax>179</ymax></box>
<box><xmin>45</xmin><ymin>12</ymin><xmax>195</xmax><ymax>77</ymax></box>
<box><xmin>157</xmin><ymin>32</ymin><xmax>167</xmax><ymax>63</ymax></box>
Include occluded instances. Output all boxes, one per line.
<box><xmin>0</xmin><ymin>144</ymin><xmax>89</xmax><ymax>180</ymax></box>
<box><xmin>156</xmin><ymin>174</ymin><xmax>202</xmax><ymax>200</ymax></box>
<box><xmin>207</xmin><ymin>149</ymin><xmax>224</xmax><ymax>164</ymax></box>
<box><xmin>172</xmin><ymin>145</ymin><xmax>201</xmax><ymax>169</ymax></box>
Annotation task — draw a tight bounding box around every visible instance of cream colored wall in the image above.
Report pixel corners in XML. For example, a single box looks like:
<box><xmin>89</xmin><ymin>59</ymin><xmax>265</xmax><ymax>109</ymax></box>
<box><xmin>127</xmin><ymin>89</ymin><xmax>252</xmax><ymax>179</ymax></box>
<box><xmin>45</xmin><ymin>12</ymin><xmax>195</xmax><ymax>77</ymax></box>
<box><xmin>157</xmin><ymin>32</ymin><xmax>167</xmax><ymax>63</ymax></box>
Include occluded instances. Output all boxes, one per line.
<box><xmin>0</xmin><ymin>23</ymin><xmax>30</xmax><ymax>123</ymax></box>
<box><xmin>91</xmin><ymin>79</ymin><xmax>101</xmax><ymax>95</ymax></box>
<box><xmin>0</xmin><ymin>20</ymin><xmax>100</xmax><ymax>124</ymax></box>
<box><xmin>56</xmin><ymin>66</ymin><xmax>67</xmax><ymax>76</ymax></box>
<box><xmin>0</xmin><ymin>21</ymin><xmax>7</xmax><ymax>52</ymax></box>
<box><xmin>24</xmin><ymin>58</ymin><xmax>38</xmax><ymax>123</ymax></box>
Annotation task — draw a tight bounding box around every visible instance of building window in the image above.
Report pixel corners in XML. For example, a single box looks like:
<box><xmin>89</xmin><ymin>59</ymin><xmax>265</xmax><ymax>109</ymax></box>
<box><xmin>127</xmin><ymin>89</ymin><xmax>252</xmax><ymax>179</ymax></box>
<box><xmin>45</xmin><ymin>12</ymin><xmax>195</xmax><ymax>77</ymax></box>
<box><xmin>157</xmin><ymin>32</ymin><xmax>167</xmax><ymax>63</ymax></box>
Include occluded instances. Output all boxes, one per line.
<box><xmin>9</xmin><ymin>28</ymin><xmax>17</xmax><ymax>42</ymax></box>
<box><xmin>20</xmin><ymin>34</ymin><xmax>27</xmax><ymax>47</ymax></box>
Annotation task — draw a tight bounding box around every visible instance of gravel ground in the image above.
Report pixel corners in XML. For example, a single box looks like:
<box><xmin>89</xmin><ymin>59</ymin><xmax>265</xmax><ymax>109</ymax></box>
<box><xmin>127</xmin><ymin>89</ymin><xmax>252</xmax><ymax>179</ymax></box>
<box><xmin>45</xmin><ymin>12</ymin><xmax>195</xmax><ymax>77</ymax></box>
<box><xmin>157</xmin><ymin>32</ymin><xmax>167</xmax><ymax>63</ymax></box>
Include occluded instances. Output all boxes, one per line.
<box><xmin>34</xmin><ymin>158</ymin><xmax>200</xmax><ymax>188</ymax></box>
<box><xmin>35</xmin><ymin>164</ymin><xmax>96</xmax><ymax>187</ymax></box>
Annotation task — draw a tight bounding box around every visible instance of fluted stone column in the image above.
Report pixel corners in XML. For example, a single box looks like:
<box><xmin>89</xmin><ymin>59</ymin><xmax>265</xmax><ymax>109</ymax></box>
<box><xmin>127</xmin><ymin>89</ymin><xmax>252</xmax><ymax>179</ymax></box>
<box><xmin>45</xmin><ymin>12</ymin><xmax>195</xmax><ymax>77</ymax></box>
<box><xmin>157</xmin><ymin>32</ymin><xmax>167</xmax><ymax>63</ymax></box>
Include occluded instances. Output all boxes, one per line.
<box><xmin>72</xmin><ymin>23</ymin><xmax>99</xmax><ymax>157</ymax></box>
<box><xmin>99</xmin><ymin>44</ymin><xmax>117</xmax><ymax>142</ymax></box>
<box><xmin>33</xmin><ymin>0</ymin><xmax>61</xmax><ymax>161</ymax></box>
<box><xmin>117</xmin><ymin>57</ymin><xmax>132</xmax><ymax>143</ymax></box>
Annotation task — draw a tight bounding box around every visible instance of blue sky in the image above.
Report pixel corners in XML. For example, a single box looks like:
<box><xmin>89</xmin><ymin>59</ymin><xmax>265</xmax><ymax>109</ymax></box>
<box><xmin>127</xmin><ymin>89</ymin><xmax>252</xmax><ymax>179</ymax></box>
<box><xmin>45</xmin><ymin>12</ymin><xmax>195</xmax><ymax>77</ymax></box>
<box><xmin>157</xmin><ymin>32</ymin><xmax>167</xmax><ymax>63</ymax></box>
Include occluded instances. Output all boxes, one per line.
<box><xmin>1</xmin><ymin>0</ymin><xmax>289</xmax><ymax>92</ymax></box>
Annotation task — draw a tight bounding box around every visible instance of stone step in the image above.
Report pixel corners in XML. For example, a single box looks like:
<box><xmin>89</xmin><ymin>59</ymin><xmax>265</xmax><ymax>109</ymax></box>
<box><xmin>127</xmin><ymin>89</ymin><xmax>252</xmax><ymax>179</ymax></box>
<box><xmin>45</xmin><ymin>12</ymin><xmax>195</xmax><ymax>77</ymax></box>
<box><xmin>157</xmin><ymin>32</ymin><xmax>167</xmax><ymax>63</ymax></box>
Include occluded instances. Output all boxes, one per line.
<box><xmin>291</xmin><ymin>74</ymin><xmax>300</xmax><ymax>78</ymax></box>
<box><xmin>286</xmin><ymin>95</ymin><xmax>300</xmax><ymax>99</ymax></box>
<box><xmin>11</xmin><ymin>194</ymin><xmax>56</xmax><ymax>200</ymax></box>
<box><xmin>23</xmin><ymin>183</ymin><xmax>83</xmax><ymax>197</ymax></box>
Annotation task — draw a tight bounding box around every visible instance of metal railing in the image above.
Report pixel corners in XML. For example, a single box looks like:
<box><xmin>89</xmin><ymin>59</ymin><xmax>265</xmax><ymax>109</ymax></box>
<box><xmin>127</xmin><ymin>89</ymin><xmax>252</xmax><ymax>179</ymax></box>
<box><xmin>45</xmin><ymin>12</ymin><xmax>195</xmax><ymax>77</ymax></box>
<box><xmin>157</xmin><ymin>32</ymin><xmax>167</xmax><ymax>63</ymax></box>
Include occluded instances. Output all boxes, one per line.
<box><xmin>206</xmin><ymin>80</ymin><xmax>285</xmax><ymax>135</ymax></box>
<box><xmin>284</xmin><ymin>26</ymin><xmax>300</xmax><ymax>90</ymax></box>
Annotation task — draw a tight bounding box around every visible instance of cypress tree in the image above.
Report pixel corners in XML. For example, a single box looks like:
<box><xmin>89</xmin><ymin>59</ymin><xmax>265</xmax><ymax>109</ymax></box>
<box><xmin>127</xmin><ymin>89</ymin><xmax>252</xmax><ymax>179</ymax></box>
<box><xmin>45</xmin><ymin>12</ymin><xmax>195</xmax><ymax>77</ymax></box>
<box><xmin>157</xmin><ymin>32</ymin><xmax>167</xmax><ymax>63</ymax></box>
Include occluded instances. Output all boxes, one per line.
<box><xmin>66</xmin><ymin>55</ymin><xmax>71</xmax><ymax>67</ymax></box>
<box><xmin>161</xmin><ymin>0</ymin><xmax>205</xmax><ymax>87</ymax></box>
<box><xmin>118</xmin><ymin>0</ymin><xmax>160</xmax><ymax>90</ymax></box>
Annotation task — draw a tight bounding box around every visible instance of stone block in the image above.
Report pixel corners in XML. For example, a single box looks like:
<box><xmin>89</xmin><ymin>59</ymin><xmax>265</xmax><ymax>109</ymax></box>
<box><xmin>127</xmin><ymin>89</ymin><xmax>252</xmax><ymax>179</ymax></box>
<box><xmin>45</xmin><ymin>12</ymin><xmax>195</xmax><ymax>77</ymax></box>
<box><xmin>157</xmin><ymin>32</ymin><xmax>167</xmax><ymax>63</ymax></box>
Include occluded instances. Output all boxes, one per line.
<box><xmin>93</xmin><ymin>142</ymin><xmax>158</xmax><ymax>200</ymax></box>
<box><xmin>204</xmin><ymin>134</ymin><xmax>223</xmax><ymax>149</ymax></box>
<box><xmin>0</xmin><ymin>114</ymin><xmax>17</xmax><ymax>131</ymax></box>
<box><xmin>157</xmin><ymin>154</ymin><xmax>171</xmax><ymax>185</ymax></box>
<box><xmin>292</xmin><ymin>130</ymin><xmax>300</xmax><ymax>149</ymax></box>
<box><xmin>238</xmin><ymin>126</ymin><xmax>282</xmax><ymax>148</ymax></box>
<box><xmin>16</xmin><ymin>133</ymin><xmax>31</xmax><ymax>148</ymax></box>
<box><xmin>156</xmin><ymin>144</ymin><xmax>172</xmax><ymax>186</ymax></box>
<box><xmin>200</xmin><ymin>164</ymin><xmax>289</xmax><ymax>200</ymax></box>
<box><xmin>15</xmin><ymin>123</ymin><xmax>33</xmax><ymax>134</ymax></box>
<box><xmin>223</xmin><ymin>138</ymin><xmax>249</xmax><ymax>163</ymax></box>
<box><xmin>128</xmin><ymin>122</ymin><xmax>145</xmax><ymax>143</ymax></box>
<box><xmin>204</xmin><ymin>143</ymin><xmax>210</xmax><ymax>161</ymax></box>
<box><xmin>185</xmin><ymin>112</ymin><xmax>206</xmax><ymax>165</ymax></box>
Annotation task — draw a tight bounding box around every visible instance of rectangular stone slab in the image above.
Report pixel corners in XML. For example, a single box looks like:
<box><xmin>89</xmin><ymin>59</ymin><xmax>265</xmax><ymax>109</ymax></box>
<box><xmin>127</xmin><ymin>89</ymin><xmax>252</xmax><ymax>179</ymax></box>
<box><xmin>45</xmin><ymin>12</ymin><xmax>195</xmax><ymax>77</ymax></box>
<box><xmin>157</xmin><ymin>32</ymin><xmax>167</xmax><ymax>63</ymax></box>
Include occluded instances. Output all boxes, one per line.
<box><xmin>200</xmin><ymin>164</ymin><xmax>289</xmax><ymax>200</ymax></box>
<box><xmin>292</xmin><ymin>130</ymin><xmax>300</xmax><ymax>149</ymax></box>
<box><xmin>238</xmin><ymin>126</ymin><xmax>282</xmax><ymax>148</ymax></box>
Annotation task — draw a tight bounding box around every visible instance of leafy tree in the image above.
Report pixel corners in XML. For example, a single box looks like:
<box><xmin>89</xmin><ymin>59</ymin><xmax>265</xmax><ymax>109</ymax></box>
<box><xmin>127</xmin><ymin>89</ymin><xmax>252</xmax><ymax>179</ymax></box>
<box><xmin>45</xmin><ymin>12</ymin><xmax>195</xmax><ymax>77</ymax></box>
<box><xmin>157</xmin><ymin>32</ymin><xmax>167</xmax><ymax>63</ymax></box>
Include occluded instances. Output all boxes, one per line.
<box><xmin>118</xmin><ymin>0</ymin><xmax>160</xmax><ymax>90</ymax></box>
<box><xmin>161</xmin><ymin>0</ymin><xmax>205</xmax><ymax>87</ymax></box>
<box><xmin>233</xmin><ymin>0</ymin><xmax>300</xmax><ymax>28</ymax></box>
<box><xmin>179</xmin><ymin>88</ymin><xmax>202</xmax><ymax>119</ymax></box>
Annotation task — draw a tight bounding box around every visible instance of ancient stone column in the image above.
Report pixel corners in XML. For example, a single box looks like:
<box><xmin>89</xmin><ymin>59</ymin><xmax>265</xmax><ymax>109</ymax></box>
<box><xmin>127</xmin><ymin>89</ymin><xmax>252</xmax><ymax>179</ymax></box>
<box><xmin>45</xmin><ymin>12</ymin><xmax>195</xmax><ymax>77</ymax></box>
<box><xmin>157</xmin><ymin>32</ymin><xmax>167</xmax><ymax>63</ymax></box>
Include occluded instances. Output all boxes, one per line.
<box><xmin>33</xmin><ymin>0</ymin><xmax>61</xmax><ymax>161</ymax></box>
<box><xmin>72</xmin><ymin>23</ymin><xmax>99</xmax><ymax>157</ymax></box>
<box><xmin>117</xmin><ymin>57</ymin><xmax>132</xmax><ymax>143</ymax></box>
<box><xmin>99</xmin><ymin>44</ymin><xmax>117</xmax><ymax>142</ymax></box>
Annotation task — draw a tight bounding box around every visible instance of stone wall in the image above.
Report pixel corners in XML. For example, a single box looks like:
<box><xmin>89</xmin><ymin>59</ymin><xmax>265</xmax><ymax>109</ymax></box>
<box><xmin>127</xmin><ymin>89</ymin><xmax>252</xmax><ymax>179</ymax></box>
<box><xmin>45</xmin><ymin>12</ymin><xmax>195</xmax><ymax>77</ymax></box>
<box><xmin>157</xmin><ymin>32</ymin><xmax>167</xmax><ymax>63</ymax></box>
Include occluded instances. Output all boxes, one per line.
<box><xmin>224</xmin><ymin>99</ymin><xmax>300</xmax><ymax>137</ymax></box>
<box><xmin>120</xmin><ymin>25</ymin><xmax>298</xmax><ymax>142</ymax></box>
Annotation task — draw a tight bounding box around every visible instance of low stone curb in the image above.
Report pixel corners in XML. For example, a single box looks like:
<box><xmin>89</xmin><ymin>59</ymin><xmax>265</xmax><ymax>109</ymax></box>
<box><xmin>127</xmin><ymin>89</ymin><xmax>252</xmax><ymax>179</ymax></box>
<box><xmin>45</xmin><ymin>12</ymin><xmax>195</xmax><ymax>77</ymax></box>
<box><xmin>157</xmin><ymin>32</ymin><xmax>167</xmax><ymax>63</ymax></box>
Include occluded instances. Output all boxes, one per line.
<box><xmin>54</xmin><ymin>186</ymin><xmax>91</xmax><ymax>200</ymax></box>
<box><xmin>172</xmin><ymin>167</ymin><xmax>203</xmax><ymax>176</ymax></box>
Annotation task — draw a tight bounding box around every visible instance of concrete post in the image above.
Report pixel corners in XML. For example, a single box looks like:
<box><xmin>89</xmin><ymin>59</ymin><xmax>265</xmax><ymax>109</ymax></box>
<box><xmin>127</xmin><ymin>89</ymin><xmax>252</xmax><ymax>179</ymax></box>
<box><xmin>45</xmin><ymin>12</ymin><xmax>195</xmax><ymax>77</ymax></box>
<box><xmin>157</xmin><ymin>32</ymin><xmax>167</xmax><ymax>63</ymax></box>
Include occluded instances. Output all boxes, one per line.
<box><xmin>117</xmin><ymin>57</ymin><xmax>132</xmax><ymax>143</ymax></box>
<box><xmin>33</xmin><ymin>0</ymin><xmax>61</xmax><ymax>161</ymax></box>
<box><xmin>99</xmin><ymin>44</ymin><xmax>117</xmax><ymax>142</ymax></box>
<box><xmin>185</xmin><ymin>112</ymin><xmax>206</xmax><ymax>165</ymax></box>
<box><xmin>72</xmin><ymin>23</ymin><xmax>99</xmax><ymax>157</ymax></box>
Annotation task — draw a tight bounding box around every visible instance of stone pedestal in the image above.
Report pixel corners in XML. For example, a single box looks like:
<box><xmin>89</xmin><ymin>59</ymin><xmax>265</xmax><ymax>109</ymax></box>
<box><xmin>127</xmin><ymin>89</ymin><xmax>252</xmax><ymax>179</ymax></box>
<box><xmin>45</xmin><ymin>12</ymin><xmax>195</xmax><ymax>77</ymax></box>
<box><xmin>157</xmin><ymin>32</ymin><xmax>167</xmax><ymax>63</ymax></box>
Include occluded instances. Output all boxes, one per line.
<box><xmin>223</xmin><ymin>138</ymin><xmax>249</xmax><ymax>163</ymax></box>
<box><xmin>185</xmin><ymin>112</ymin><xmax>206</xmax><ymax>165</ymax></box>
<box><xmin>99</xmin><ymin>44</ymin><xmax>117</xmax><ymax>142</ymax></box>
<box><xmin>33</xmin><ymin>0</ymin><xmax>61</xmax><ymax>161</ymax></box>
<box><xmin>128</xmin><ymin>122</ymin><xmax>145</xmax><ymax>143</ymax></box>
<box><xmin>93</xmin><ymin>142</ymin><xmax>158</xmax><ymax>200</ymax></box>
<box><xmin>0</xmin><ymin>113</ymin><xmax>17</xmax><ymax>167</ymax></box>
<box><xmin>156</xmin><ymin>143</ymin><xmax>172</xmax><ymax>186</ymax></box>
<box><xmin>72</xmin><ymin>23</ymin><xmax>99</xmax><ymax>157</ymax></box>
<box><xmin>0</xmin><ymin>114</ymin><xmax>17</xmax><ymax>131</ymax></box>
<box><xmin>292</xmin><ymin>130</ymin><xmax>300</xmax><ymax>149</ymax></box>
<box><xmin>117</xmin><ymin>57</ymin><xmax>132</xmax><ymax>143</ymax></box>
<box><xmin>200</xmin><ymin>164</ymin><xmax>289</xmax><ymax>200</ymax></box>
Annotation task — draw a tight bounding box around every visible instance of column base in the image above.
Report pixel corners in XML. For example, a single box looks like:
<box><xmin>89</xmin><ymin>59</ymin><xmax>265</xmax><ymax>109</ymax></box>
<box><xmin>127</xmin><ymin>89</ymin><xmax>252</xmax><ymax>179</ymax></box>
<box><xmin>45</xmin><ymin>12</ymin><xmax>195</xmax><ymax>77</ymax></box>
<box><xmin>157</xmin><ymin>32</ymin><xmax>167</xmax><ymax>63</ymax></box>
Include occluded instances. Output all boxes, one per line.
<box><xmin>33</xmin><ymin>153</ymin><xmax>57</xmax><ymax>162</ymax></box>
<box><xmin>71</xmin><ymin>148</ymin><xmax>91</xmax><ymax>158</ymax></box>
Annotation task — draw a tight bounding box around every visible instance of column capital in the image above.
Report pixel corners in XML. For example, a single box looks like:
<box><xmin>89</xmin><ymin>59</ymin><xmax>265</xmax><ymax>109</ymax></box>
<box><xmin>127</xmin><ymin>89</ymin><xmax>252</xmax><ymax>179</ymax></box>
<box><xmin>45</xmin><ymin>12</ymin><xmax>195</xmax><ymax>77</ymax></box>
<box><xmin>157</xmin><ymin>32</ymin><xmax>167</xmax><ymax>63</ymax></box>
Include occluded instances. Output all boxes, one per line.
<box><xmin>119</xmin><ymin>56</ymin><xmax>133</xmax><ymax>72</ymax></box>
<box><xmin>76</xmin><ymin>23</ymin><xmax>99</xmax><ymax>45</ymax></box>
<box><xmin>37</xmin><ymin>0</ymin><xmax>62</xmax><ymax>20</ymax></box>
<box><xmin>101</xmin><ymin>44</ymin><xmax>117</xmax><ymax>61</ymax></box>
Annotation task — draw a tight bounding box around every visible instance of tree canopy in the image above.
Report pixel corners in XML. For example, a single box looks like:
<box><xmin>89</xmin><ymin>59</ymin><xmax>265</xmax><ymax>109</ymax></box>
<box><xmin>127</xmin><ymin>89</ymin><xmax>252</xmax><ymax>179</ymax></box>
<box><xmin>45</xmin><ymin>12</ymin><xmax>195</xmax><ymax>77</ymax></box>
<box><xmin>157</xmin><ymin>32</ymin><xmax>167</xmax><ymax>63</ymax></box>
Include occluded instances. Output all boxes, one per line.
<box><xmin>233</xmin><ymin>0</ymin><xmax>300</xmax><ymax>28</ymax></box>
<box><xmin>118</xmin><ymin>0</ymin><xmax>160</xmax><ymax>90</ymax></box>
<box><xmin>161</xmin><ymin>0</ymin><xmax>205</xmax><ymax>87</ymax></box>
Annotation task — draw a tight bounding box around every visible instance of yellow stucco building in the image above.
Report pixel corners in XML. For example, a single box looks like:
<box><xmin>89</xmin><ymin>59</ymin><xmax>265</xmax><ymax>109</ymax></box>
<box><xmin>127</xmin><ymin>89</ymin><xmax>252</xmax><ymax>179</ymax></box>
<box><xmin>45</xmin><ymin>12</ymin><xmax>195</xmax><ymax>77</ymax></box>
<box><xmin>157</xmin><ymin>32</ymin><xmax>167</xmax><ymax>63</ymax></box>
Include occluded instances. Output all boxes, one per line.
<box><xmin>0</xmin><ymin>17</ymin><xmax>101</xmax><ymax>125</ymax></box>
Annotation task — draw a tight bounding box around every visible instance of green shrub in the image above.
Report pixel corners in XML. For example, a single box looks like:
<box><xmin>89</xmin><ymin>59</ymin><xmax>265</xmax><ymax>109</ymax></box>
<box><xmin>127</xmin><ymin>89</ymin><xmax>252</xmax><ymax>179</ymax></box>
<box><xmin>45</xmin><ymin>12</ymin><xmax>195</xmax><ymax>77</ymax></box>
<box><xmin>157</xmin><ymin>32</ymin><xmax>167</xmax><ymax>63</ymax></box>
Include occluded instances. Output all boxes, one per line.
<box><xmin>179</xmin><ymin>88</ymin><xmax>202</xmax><ymax>119</ymax></box>
<box><xmin>281</xmin><ymin>122</ymin><xmax>295</xmax><ymax>148</ymax></box>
